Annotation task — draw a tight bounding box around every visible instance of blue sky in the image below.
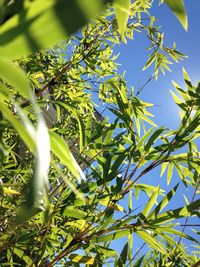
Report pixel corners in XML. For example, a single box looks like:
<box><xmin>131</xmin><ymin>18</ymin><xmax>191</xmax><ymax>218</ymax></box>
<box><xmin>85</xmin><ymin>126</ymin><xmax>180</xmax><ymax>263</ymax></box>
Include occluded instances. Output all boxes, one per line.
<box><xmin>115</xmin><ymin>0</ymin><xmax>200</xmax><ymax>129</ymax></box>
<box><xmin>109</xmin><ymin>0</ymin><xmax>200</xmax><ymax>258</ymax></box>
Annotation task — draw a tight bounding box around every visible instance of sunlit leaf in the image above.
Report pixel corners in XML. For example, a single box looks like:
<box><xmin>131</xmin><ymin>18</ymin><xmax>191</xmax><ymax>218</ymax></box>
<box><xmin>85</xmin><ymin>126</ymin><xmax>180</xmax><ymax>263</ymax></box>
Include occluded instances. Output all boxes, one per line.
<box><xmin>91</xmin><ymin>229</ymin><xmax>130</xmax><ymax>243</ymax></box>
<box><xmin>148</xmin><ymin>183</ymin><xmax>179</xmax><ymax>220</ymax></box>
<box><xmin>50</xmin><ymin>131</ymin><xmax>85</xmax><ymax>182</ymax></box>
<box><xmin>68</xmin><ymin>254</ymin><xmax>95</xmax><ymax>265</ymax></box>
<box><xmin>0</xmin><ymin>0</ymin><xmax>105</xmax><ymax>59</ymax></box>
<box><xmin>137</xmin><ymin>230</ymin><xmax>165</xmax><ymax>254</ymax></box>
<box><xmin>113</xmin><ymin>0</ymin><xmax>131</xmax><ymax>37</ymax></box>
<box><xmin>1</xmin><ymin>187</ymin><xmax>20</xmax><ymax>195</ymax></box>
<box><xmin>0</xmin><ymin>58</ymin><xmax>30</xmax><ymax>98</ymax></box>
<box><xmin>164</xmin><ymin>0</ymin><xmax>188</xmax><ymax>30</ymax></box>
<box><xmin>140</xmin><ymin>187</ymin><xmax>159</xmax><ymax>220</ymax></box>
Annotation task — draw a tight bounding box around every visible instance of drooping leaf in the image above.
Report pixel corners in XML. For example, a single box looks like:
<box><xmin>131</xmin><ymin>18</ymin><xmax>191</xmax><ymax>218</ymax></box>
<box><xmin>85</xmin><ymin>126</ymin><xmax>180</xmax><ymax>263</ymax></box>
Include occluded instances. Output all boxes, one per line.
<box><xmin>137</xmin><ymin>230</ymin><xmax>165</xmax><ymax>254</ymax></box>
<box><xmin>148</xmin><ymin>183</ymin><xmax>179</xmax><ymax>220</ymax></box>
<box><xmin>0</xmin><ymin>58</ymin><xmax>30</xmax><ymax>98</ymax></box>
<box><xmin>50</xmin><ymin>131</ymin><xmax>85</xmax><ymax>182</ymax></box>
<box><xmin>0</xmin><ymin>0</ymin><xmax>105</xmax><ymax>59</ymax></box>
<box><xmin>113</xmin><ymin>0</ymin><xmax>131</xmax><ymax>37</ymax></box>
<box><xmin>164</xmin><ymin>0</ymin><xmax>188</xmax><ymax>30</ymax></box>
<box><xmin>139</xmin><ymin>187</ymin><xmax>160</xmax><ymax>220</ymax></box>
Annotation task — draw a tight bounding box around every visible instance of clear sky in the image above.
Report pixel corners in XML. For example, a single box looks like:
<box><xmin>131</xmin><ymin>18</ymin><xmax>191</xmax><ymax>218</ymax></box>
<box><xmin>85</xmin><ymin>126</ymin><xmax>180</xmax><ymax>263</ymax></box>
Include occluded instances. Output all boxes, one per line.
<box><xmin>111</xmin><ymin>0</ymin><xmax>200</xmax><ymax>257</ymax></box>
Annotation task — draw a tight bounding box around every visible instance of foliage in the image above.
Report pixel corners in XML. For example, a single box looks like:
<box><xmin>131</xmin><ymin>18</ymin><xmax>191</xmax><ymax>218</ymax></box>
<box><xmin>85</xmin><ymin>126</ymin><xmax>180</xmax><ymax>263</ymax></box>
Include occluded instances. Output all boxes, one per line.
<box><xmin>0</xmin><ymin>0</ymin><xmax>199</xmax><ymax>266</ymax></box>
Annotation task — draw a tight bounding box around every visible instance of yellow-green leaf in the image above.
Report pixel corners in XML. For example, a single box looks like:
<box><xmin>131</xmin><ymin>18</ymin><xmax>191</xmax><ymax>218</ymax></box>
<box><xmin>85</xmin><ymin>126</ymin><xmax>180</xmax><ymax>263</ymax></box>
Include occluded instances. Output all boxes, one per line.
<box><xmin>0</xmin><ymin>0</ymin><xmax>104</xmax><ymax>59</ymax></box>
<box><xmin>2</xmin><ymin>187</ymin><xmax>20</xmax><ymax>195</ymax></box>
<box><xmin>113</xmin><ymin>0</ymin><xmax>131</xmax><ymax>37</ymax></box>
<box><xmin>0</xmin><ymin>58</ymin><xmax>30</xmax><ymax>98</ymax></box>
<box><xmin>50</xmin><ymin>131</ymin><xmax>85</xmax><ymax>182</ymax></box>
<box><xmin>164</xmin><ymin>0</ymin><xmax>188</xmax><ymax>30</ymax></box>
<box><xmin>68</xmin><ymin>254</ymin><xmax>95</xmax><ymax>265</ymax></box>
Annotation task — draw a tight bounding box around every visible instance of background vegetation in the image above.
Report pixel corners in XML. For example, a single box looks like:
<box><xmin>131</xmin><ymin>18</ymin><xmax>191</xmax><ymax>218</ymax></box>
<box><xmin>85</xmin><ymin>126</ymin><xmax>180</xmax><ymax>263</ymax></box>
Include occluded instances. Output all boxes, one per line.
<box><xmin>0</xmin><ymin>0</ymin><xmax>199</xmax><ymax>266</ymax></box>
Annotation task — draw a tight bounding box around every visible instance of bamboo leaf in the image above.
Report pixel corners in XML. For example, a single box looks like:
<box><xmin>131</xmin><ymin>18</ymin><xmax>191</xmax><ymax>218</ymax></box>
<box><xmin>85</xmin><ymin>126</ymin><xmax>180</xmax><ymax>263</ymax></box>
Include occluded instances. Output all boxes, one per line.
<box><xmin>50</xmin><ymin>131</ymin><xmax>85</xmax><ymax>182</ymax></box>
<box><xmin>62</xmin><ymin>206</ymin><xmax>87</xmax><ymax>219</ymax></box>
<box><xmin>160</xmin><ymin>161</ymin><xmax>168</xmax><ymax>177</ymax></box>
<box><xmin>145</xmin><ymin>128</ymin><xmax>165</xmax><ymax>152</ymax></box>
<box><xmin>0</xmin><ymin>0</ymin><xmax>105</xmax><ymax>59</ymax></box>
<box><xmin>148</xmin><ymin>183</ymin><xmax>179</xmax><ymax>220</ymax></box>
<box><xmin>98</xmin><ymin>209</ymin><xmax>114</xmax><ymax>231</ymax></box>
<box><xmin>151</xmin><ymin>198</ymin><xmax>200</xmax><ymax>224</ymax></box>
<box><xmin>1</xmin><ymin>187</ymin><xmax>20</xmax><ymax>195</ymax></box>
<box><xmin>167</xmin><ymin>162</ymin><xmax>174</xmax><ymax>185</ymax></box>
<box><xmin>91</xmin><ymin>229</ymin><xmax>130</xmax><ymax>243</ymax></box>
<box><xmin>164</xmin><ymin>0</ymin><xmax>188</xmax><ymax>30</ymax></box>
<box><xmin>0</xmin><ymin>102</ymin><xmax>35</xmax><ymax>152</ymax></box>
<box><xmin>116</xmin><ymin>242</ymin><xmax>128</xmax><ymax>267</ymax></box>
<box><xmin>140</xmin><ymin>187</ymin><xmax>160</xmax><ymax>220</ymax></box>
<box><xmin>68</xmin><ymin>254</ymin><xmax>95</xmax><ymax>265</ymax></box>
<box><xmin>96</xmin><ymin>245</ymin><xmax>118</xmax><ymax>258</ymax></box>
<box><xmin>137</xmin><ymin>230</ymin><xmax>165</xmax><ymax>254</ymax></box>
<box><xmin>132</xmin><ymin>255</ymin><xmax>145</xmax><ymax>267</ymax></box>
<box><xmin>113</xmin><ymin>0</ymin><xmax>131</xmax><ymax>37</ymax></box>
<box><xmin>0</xmin><ymin>58</ymin><xmax>30</xmax><ymax>98</ymax></box>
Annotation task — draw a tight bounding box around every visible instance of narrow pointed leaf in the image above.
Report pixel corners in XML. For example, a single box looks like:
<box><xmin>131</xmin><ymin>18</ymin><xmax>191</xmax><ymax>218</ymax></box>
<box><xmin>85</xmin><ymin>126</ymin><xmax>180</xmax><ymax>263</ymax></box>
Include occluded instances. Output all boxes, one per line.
<box><xmin>164</xmin><ymin>0</ymin><xmax>188</xmax><ymax>30</ymax></box>
<box><xmin>50</xmin><ymin>131</ymin><xmax>85</xmax><ymax>181</ymax></box>
<box><xmin>0</xmin><ymin>58</ymin><xmax>30</xmax><ymax>98</ymax></box>
<box><xmin>148</xmin><ymin>183</ymin><xmax>179</xmax><ymax>220</ymax></box>
<box><xmin>113</xmin><ymin>0</ymin><xmax>130</xmax><ymax>37</ymax></box>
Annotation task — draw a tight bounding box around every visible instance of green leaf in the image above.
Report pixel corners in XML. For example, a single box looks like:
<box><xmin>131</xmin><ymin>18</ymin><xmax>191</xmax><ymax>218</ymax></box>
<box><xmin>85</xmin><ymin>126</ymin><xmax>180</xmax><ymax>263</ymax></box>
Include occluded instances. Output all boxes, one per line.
<box><xmin>133</xmin><ymin>255</ymin><xmax>145</xmax><ymax>267</ymax></box>
<box><xmin>91</xmin><ymin>229</ymin><xmax>130</xmax><ymax>243</ymax></box>
<box><xmin>164</xmin><ymin>0</ymin><xmax>188</xmax><ymax>30</ymax></box>
<box><xmin>116</xmin><ymin>242</ymin><xmax>128</xmax><ymax>267</ymax></box>
<box><xmin>68</xmin><ymin>254</ymin><xmax>95</xmax><ymax>265</ymax></box>
<box><xmin>148</xmin><ymin>183</ymin><xmax>179</xmax><ymax>220</ymax></box>
<box><xmin>137</xmin><ymin>230</ymin><xmax>165</xmax><ymax>254</ymax></box>
<box><xmin>160</xmin><ymin>161</ymin><xmax>168</xmax><ymax>177</ymax></box>
<box><xmin>0</xmin><ymin>58</ymin><xmax>30</xmax><ymax>98</ymax></box>
<box><xmin>140</xmin><ymin>187</ymin><xmax>160</xmax><ymax>220</ymax></box>
<box><xmin>113</xmin><ymin>0</ymin><xmax>131</xmax><ymax>37</ymax></box>
<box><xmin>151</xmin><ymin>198</ymin><xmax>200</xmax><ymax>224</ymax></box>
<box><xmin>98</xmin><ymin>209</ymin><xmax>114</xmax><ymax>231</ymax></box>
<box><xmin>0</xmin><ymin>102</ymin><xmax>35</xmax><ymax>153</ymax></box>
<box><xmin>143</xmin><ymin>52</ymin><xmax>156</xmax><ymax>70</ymax></box>
<box><xmin>13</xmin><ymin>248</ymin><xmax>36</xmax><ymax>266</ymax></box>
<box><xmin>145</xmin><ymin>128</ymin><xmax>165</xmax><ymax>152</ymax></box>
<box><xmin>62</xmin><ymin>206</ymin><xmax>87</xmax><ymax>219</ymax></box>
<box><xmin>96</xmin><ymin>245</ymin><xmax>118</xmax><ymax>258</ymax></box>
<box><xmin>50</xmin><ymin>131</ymin><xmax>85</xmax><ymax>182</ymax></box>
<box><xmin>128</xmin><ymin>190</ymin><xmax>132</xmax><ymax>212</ymax></box>
<box><xmin>0</xmin><ymin>0</ymin><xmax>105</xmax><ymax>59</ymax></box>
<box><xmin>1</xmin><ymin>186</ymin><xmax>20</xmax><ymax>195</ymax></box>
<box><xmin>167</xmin><ymin>162</ymin><xmax>174</xmax><ymax>185</ymax></box>
<box><xmin>77</xmin><ymin>116</ymin><xmax>86</xmax><ymax>152</ymax></box>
